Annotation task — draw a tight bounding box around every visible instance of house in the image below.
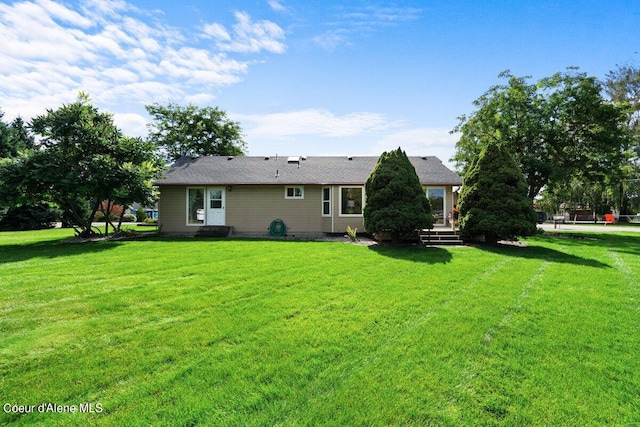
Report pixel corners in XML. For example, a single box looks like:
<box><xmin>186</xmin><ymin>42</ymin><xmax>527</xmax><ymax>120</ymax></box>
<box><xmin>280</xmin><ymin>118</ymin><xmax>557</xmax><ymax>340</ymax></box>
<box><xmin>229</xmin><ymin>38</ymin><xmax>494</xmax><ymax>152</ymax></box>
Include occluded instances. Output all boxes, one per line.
<box><xmin>155</xmin><ymin>155</ymin><xmax>463</xmax><ymax>236</ymax></box>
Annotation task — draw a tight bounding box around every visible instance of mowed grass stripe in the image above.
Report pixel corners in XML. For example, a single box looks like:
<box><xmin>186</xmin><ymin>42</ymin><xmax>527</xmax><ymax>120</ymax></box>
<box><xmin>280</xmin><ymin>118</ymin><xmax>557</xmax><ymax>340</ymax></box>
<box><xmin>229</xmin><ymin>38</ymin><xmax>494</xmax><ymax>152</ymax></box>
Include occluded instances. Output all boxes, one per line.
<box><xmin>141</xmin><ymin>245</ymin><xmax>507</xmax><ymax>426</ymax></box>
<box><xmin>0</xmin><ymin>241</ymin><xmax>440</xmax><ymax>424</ymax></box>
<box><xmin>1</xmin><ymin>241</ymin><xmax>500</xmax><ymax>424</ymax></box>
<box><xmin>1</xmin><ymin>230</ymin><xmax>639</xmax><ymax>426</ymax></box>
<box><xmin>462</xmin><ymin>236</ymin><xmax>640</xmax><ymax>425</ymax></box>
<box><xmin>283</xmin><ymin>257</ymin><xmax>552</xmax><ymax>426</ymax></box>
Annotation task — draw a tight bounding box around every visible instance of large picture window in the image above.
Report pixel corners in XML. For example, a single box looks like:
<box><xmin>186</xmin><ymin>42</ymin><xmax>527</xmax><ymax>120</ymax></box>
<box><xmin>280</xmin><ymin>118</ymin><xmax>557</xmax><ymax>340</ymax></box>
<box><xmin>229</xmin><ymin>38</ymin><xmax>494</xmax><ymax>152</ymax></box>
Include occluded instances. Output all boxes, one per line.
<box><xmin>187</xmin><ymin>188</ymin><xmax>205</xmax><ymax>225</ymax></box>
<box><xmin>340</xmin><ymin>187</ymin><xmax>363</xmax><ymax>216</ymax></box>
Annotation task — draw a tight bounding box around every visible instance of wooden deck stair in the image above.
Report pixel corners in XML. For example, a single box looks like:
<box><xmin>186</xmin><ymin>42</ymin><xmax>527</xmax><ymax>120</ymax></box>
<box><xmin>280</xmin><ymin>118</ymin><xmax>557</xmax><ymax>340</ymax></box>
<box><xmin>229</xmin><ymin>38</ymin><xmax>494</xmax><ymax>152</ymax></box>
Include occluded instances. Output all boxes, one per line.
<box><xmin>420</xmin><ymin>229</ymin><xmax>463</xmax><ymax>246</ymax></box>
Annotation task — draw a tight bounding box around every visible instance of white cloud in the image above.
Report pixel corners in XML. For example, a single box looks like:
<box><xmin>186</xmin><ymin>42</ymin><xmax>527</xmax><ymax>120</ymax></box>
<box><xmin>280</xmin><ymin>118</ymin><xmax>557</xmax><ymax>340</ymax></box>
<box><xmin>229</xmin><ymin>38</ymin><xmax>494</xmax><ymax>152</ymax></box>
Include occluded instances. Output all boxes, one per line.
<box><xmin>184</xmin><ymin>93</ymin><xmax>217</xmax><ymax>105</ymax></box>
<box><xmin>81</xmin><ymin>0</ymin><xmax>134</xmax><ymax>19</ymax></box>
<box><xmin>341</xmin><ymin>5</ymin><xmax>422</xmax><ymax>26</ymax></box>
<box><xmin>202</xmin><ymin>22</ymin><xmax>231</xmax><ymax>41</ymax></box>
<box><xmin>371</xmin><ymin>128</ymin><xmax>458</xmax><ymax>168</ymax></box>
<box><xmin>202</xmin><ymin>11</ymin><xmax>286</xmax><ymax>54</ymax></box>
<box><xmin>238</xmin><ymin>109</ymin><xmax>402</xmax><ymax>139</ymax></box>
<box><xmin>112</xmin><ymin>112</ymin><xmax>148</xmax><ymax>137</ymax></box>
<box><xmin>233</xmin><ymin>109</ymin><xmax>458</xmax><ymax>165</ymax></box>
<box><xmin>268</xmin><ymin>0</ymin><xmax>288</xmax><ymax>13</ymax></box>
<box><xmin>0</xmin><ymin>1</ymin><xmax>284</xmax><ymax>127</ymax></box>
<box><xmin>313</xmin><ymin>30</ymin><xmax>351</xmax><ymax>52</ymax></box>
<box><xmin>38</xmin><ymin>0</ymin><xmax>95</xmax><ymax>28</ymax></box>
<box><xmin>314</xmin><ymin>5</ymin><xmax>421</xmax><ymax>51</ymax></box>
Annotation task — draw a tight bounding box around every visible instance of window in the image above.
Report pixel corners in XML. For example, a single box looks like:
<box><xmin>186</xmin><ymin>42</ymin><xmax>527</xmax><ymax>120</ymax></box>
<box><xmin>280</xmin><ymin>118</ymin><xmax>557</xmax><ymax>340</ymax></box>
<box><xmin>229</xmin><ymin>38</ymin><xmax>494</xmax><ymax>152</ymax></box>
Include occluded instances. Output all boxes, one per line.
<box><xmin>322</xmin><ymin>187</ymin><xmax>331</xmax><ymax>216</ymax></box>
<box><xmin>285</xmin><ymin>186</ymin><xmax>304</xmax><ymax>199</ymax></box>
<box><xmin>209</xmin><ymin>189</ymin><xmax>222</xmax><ymax>209</ymax></box>
<box><xmin>187</xmin><ymin>188</ymin><xmax>205</xmax><ymax>225</ymax></box>
<box><xmin>426</xmin><ymin>187</ymin><xmax>445</xmax><ymax>225</ymax></box>
<box><xmin>340</xmin><ymin>187</ymin><xmax>364</xmax><ymax>216</ymax></box>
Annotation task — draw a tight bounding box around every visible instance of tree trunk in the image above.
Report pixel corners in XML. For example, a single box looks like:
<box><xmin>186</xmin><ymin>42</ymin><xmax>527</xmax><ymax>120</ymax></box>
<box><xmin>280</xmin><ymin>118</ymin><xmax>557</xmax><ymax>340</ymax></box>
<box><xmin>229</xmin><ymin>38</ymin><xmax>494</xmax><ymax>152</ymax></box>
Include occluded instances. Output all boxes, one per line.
<box><xmin>620</xmin><ymin>181</ymin><xmax>629</xmax><ymax>215</ymax></box>
<box><xmin>116</xmin><ymin>209</ymin><xmax>125</xmax><ymax>233</ymax></box>
<box><xmin>83</xmin><ymin>200</ymin><xmax>100</xmax><ymax>237</ymax></box>
<box><xmin>102</xmin><ymin>200</ymin><xmax>112</xmax><ymax>236</ymax></box>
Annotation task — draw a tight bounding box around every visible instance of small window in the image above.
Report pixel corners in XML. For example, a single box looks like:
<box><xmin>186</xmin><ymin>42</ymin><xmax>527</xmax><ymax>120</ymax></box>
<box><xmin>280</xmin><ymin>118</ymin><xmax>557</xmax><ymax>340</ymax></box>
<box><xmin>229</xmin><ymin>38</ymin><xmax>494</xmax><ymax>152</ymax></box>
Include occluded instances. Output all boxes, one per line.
<box><xmin>340</xmin><ymin>187</ymin><xmax>364</xmax><ymax>216</ymax></box>
<box><xmin>285</xmin><ymin>186</ymin><xmax>304</xmax><ymax>199</ymax></box>
<box><xmin>209</xmin><ymin>189</ymin><xmax>222</xmax><ymax>209</ymax></box>
<box><xmin>322</xmin><ymin>187</ymin><xmax>331</xmax><ymax>216</ymax></box>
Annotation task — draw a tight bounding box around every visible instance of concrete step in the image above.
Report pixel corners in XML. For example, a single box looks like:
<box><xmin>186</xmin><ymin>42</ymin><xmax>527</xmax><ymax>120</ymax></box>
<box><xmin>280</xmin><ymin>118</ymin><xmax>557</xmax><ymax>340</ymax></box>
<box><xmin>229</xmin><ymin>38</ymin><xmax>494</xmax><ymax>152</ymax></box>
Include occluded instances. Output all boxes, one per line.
<box><xmin>196</xmin><ymin>226</ymin><xmax>234</xmax><ymax>237</ymax></box>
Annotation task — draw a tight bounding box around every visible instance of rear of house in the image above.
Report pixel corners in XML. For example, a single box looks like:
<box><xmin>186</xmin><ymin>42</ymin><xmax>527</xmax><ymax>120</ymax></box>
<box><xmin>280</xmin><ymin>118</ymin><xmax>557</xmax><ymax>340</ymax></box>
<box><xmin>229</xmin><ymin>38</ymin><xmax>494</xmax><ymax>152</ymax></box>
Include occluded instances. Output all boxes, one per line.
<box><xmin>155</xmin><ymin>155</ymin><xmax>462</xmax><ymax>236</ymax></box>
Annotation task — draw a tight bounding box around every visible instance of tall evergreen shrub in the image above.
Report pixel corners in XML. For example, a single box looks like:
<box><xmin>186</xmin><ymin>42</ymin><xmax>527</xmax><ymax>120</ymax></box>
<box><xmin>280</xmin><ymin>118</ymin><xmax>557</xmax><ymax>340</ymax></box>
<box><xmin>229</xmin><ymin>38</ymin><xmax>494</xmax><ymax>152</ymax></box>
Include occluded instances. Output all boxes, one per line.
<box><xmin>364</xmin><ymin>148</ymin><xmax>433</xmax><ymax>243</ymax></box>
<box><xmin>459</xmin><ymin>143</ymin><xmax>537</xmax><ymax>243</ymax></box>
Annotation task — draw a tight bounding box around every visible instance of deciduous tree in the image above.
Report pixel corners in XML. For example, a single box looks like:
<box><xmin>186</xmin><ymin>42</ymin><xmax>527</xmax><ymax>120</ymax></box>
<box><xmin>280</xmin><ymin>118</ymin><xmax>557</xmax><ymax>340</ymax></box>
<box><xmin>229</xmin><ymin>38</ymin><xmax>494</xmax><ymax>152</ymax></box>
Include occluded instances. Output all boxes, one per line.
<box><xmin>603</xmin><ymin>64</ymin><xmax>640</xmax><ymax>214</ymax></box>
<box><xmin>18</xmin><ymin>93</ymin><xmax>163</xmax><ymax>237</ymax></box>
<box><xmin>452</xmin><ymin>69</ymin><xmax>630</xmax><ymax>201</ymax></box>
<box><xmin>146</xmin><ymin>103</ymin><xmax>246</xmax><ymax>162</ymax></box>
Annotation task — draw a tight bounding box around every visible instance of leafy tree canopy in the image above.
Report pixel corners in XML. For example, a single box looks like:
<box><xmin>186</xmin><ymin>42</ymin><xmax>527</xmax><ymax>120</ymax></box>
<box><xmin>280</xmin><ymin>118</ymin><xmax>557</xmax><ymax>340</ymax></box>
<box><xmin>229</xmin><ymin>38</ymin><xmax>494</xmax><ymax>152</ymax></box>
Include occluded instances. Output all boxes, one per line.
<box><xmin>1</xmin><ymin>93</ymin><xmax>163</xmax><ymax>237</ymax></box>
<box><xmin>146</xmin><ymin>102</ymin><xmax>246</xmax><ymax>162</ymax></box>
<box><xmin>458</xmin><ymin>143</ymin><xmax>537</xmax><ymax>244</ymax></box>
<box><xmin>603</xmin><ymin>64</ymin><xmax>640</xmax><ymax>214</ymax></box>
<box><xmin>452</xmin><ymin>69</ymin><xmax>631</xmax><ymax>201</ymax></box>
<box><xmin>364</xmin><ymin>147</ymin><xmax>433</xmax><ymax>243</ymax></box>
<box><xmin>0</xmin><ymin>112</ymin><xmax>34</xmax><ymax>158</ymax></box>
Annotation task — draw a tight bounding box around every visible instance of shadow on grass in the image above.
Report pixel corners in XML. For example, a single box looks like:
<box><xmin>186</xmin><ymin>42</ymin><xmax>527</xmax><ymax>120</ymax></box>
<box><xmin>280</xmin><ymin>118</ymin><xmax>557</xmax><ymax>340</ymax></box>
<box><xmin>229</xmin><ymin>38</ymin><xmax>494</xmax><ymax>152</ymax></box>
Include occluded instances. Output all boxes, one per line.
<box><xmin>0</xmin><ymin>238</ymin><xmax>123</xmax><ymax>265</ymax></box>
<box><xmin>593</xmin><ymin>233</ymin><xmax>640</xmax><ymax>258</ymax></box>
<box><xmin>478</xmin><ymin>243</ymin><xmax>610</xmax><ymax>269</ymax></box>
<box><xmin>537</xmin><ymin>232</ymin><xmax>640</xmax><ymax>258</ymax></box>
<box><xmin>368</xmin><ymin>245</ymin><xmax>453</xmax><ymax>264</ymax></box>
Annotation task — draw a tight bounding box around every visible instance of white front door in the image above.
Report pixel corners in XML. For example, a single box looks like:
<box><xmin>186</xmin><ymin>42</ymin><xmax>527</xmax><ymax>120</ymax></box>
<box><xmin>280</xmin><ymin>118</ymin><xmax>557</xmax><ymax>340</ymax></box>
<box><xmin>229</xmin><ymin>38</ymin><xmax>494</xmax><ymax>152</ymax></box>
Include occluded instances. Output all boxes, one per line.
<box><xmin>206</xmin><ymin>187</ymin><xmax>225</xmax><ymax>225</ymax></box>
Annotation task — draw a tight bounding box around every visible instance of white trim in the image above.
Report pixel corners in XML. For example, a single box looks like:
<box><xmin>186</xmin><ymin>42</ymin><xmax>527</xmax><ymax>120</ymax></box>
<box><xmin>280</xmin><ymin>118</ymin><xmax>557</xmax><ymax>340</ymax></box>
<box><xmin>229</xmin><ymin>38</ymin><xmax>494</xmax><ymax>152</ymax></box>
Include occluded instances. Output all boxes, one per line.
<box><xmin>284</xmin><ymin>186</ymin><xmax>304</xmax><ymax>199</ymax></box>
<box><xmin>186</xmin><ymin>187</ymin><xmax>205</xmax><ymax>226</ymax></box>
<box><xmin>426</xmin><ymin>187</ymin><xmax>447</xmax><ymax>227</ymax></box>
<box><xmin>339</xmin><ymin>186</ymin><xmax>365</xmax><ymax>217</ymax></box>
<box><xmin>321</xmin><ymin>186</ymin><xmax>332</xmax><ymax>217</ymax></box>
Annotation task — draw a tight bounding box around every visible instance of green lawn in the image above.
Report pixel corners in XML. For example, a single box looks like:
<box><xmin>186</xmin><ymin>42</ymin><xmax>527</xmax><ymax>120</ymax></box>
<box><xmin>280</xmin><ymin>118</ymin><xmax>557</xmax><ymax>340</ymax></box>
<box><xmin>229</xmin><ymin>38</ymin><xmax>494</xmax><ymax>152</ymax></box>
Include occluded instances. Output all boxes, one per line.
<box><xmin>1</xmin><ymin>229</ymin><xmax>639</xmax><ymax>426</ymax></box>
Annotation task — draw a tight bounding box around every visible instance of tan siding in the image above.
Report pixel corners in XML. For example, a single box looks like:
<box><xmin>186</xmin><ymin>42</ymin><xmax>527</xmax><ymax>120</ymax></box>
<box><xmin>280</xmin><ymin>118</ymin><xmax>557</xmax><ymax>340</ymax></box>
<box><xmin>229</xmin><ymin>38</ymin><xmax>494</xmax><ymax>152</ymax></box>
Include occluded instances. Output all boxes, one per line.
<box><xmin>333</xmin><ymin>216</ymin><xmax>366</xmax><ymax>234</ymax></box>
<box><xmin>157</xmin><ymin>186</ymin><xmax>193</xmax><ymax>233</ymax></box>
<box><xmin>321</xmin><ymin>217</ymin><xmax>333</xmax><ymax>233</ymax></box>
<box><xmin>159</xmin><ymin>184</ymin><xmax>456</xmax><ymax>235</ymax></box>
<box><xmin>227</xmin><ymin>185</ymin><xmax>324</xmax><ymax>234</ymax></box>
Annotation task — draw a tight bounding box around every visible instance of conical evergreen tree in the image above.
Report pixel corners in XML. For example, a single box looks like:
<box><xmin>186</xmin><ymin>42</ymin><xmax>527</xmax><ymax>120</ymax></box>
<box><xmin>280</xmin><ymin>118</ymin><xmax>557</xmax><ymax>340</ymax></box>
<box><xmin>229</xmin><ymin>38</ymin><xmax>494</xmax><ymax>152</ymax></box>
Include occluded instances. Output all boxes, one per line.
<box><xmin>364</xmin><ymin>148</ymin><xmax>433</xmax><ymax>243</ymax></box>
<box><xmin>459</xmin><ymin>143</ymin><xmax>537</xmax><ymax>243</ymax></box>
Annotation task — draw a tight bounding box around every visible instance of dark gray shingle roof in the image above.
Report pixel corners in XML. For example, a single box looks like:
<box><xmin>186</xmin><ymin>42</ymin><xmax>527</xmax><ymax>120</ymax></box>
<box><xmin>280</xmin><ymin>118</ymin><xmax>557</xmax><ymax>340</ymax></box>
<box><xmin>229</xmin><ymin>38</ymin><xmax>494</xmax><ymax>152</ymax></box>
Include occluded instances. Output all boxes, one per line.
<box><xmin>156</xmin><ymin>155</ymin><xmax>462</xmax><ymax>186</ymax></box>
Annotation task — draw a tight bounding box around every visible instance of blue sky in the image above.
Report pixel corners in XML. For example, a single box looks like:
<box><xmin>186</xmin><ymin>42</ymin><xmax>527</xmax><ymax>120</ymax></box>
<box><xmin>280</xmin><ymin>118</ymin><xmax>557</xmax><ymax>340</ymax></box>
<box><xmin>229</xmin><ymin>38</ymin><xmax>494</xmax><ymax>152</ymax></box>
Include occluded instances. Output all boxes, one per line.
<box><xmin>1</xmin><ymin>0</ymin><xmax>639</xmax><ymax>167</ymax></box>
